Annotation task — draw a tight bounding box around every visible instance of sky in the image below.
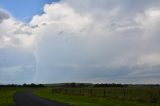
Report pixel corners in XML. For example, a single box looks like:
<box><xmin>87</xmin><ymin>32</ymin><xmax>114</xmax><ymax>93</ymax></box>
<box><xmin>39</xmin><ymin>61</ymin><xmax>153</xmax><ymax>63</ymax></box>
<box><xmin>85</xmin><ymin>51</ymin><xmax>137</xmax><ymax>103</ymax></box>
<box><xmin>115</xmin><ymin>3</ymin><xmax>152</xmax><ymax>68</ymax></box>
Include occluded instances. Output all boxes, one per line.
<box><xmin>0</xmin><ymin>0</ymin><xmax>160</xmax><ymax>84</ymax></box>
<box><xmin>0</xmin><ymin>0</ymin><xmax>59</xmax><ymax>21</ymax></box>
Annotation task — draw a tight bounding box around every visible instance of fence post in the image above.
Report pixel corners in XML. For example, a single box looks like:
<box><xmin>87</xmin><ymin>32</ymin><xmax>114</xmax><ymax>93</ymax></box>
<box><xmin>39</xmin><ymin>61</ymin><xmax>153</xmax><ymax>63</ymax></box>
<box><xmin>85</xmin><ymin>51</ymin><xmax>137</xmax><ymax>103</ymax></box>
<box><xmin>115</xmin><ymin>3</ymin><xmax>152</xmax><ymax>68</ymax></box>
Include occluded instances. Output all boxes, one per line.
<box><xmin>123</xmin><ymin>88</ymin><xmax>126</xmax><ymax>100</ymax></box>
<box><xmin>103</xmin><ymin>89</ymin><xmax>106</xmax><ymax>98</ymax></box>
<box><xmin>65</xmin><ymin>89</ymin><xmax>67</xmax><ymax>94</ymax></box>
<box><xmin>149</xmin><ymin>91</ymin><xmax>157</xmax><ymax>104</ymax></box>
<box><xmin>90</xmin><ymin>89</ymin><xmax>93</xmax><ymax>96</ymax></box>
<box><xmin>80</xmin><ymin>89</ymin><xmax>82</xmax><ymax>96</ymax></box>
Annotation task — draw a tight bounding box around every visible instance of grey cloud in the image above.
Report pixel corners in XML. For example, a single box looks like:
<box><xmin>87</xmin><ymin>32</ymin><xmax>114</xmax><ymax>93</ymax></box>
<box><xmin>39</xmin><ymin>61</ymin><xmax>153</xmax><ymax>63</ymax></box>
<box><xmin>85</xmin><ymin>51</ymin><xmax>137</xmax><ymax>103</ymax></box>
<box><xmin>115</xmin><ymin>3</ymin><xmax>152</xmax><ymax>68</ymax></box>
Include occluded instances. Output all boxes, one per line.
<box><xmin>31</xmin><ymin>25</ymin><xmax>39</xmax><ymax>28</ymax></box>
<box><xmin>14</xmin><ymin>29</ymin><xmax>32</xmax><ymax>35</ymax></box>
<box><xmin>31</xmin><ymin>0</ymin><xmax>160</xmax><ymax>84</ymax></box>
<box><xmin>0</xmin><ymin>65</ymin><xmax>35</xmax><ymax>84</ymax></box>
<box><xmin>0</xmin><ymin>48</ymin><xmax>35</xmax><ymax>67</ymax></box>
<box><xmin>0</xmin><ymin>47</ymin><xmax>36</xmax><ymax>84</ymax></box>
<box><xmin>13</xmin><ymin>24</ymin><xmax>33</xmax><ymax>35</ymax></box>
<box><xmin>0</xmin><ymin>9</ymin><xmax>10</xmax><ymax>23</ymax></box>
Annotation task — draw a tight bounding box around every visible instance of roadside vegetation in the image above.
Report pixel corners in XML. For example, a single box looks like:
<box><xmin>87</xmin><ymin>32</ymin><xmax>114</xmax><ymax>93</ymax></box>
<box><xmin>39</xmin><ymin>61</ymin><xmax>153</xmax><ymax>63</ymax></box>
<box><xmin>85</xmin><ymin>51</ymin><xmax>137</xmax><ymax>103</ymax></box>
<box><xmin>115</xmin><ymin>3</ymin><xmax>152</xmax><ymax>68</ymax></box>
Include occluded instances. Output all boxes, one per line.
<box><xmin>0</xmin><ymin>84</ymin><xmax>44</xmax><ymax>106</ymax></box>
<box><xmin>0</xmin><ymin>88</ymin><xmax>18</xmax><ymax>106</ymax></box>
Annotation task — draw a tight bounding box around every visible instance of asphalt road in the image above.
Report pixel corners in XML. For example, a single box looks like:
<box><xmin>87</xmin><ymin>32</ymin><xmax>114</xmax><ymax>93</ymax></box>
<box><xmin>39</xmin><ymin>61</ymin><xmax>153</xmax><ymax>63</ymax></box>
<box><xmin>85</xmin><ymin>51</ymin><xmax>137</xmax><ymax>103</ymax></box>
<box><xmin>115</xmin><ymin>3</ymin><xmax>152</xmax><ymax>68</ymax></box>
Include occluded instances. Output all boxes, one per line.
<box><xmin>14</xmin><ymin>91</ymin><xmax>68</xmax><ymax>106</ymax></box>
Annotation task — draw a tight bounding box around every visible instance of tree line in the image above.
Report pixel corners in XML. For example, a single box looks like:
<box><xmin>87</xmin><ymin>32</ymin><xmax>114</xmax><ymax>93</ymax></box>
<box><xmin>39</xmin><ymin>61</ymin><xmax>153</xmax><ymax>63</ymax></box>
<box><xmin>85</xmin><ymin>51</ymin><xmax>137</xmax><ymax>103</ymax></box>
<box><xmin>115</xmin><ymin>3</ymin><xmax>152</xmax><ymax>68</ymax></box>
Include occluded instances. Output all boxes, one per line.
<box><xmin>0</xmin><ymin>83</ymin><xmax>45</xmax><ymax>87</ymax></box>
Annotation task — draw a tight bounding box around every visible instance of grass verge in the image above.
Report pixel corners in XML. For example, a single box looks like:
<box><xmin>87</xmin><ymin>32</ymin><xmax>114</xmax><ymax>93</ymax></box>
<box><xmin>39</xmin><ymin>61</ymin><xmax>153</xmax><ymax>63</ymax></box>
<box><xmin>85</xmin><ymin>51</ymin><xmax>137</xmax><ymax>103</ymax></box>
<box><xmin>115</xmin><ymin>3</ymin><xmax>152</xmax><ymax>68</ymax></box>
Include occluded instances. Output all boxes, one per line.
<box><xmin>0</xmin><ymin>88</ymin><xmax>18</xmax><ymax>106</ymax></box>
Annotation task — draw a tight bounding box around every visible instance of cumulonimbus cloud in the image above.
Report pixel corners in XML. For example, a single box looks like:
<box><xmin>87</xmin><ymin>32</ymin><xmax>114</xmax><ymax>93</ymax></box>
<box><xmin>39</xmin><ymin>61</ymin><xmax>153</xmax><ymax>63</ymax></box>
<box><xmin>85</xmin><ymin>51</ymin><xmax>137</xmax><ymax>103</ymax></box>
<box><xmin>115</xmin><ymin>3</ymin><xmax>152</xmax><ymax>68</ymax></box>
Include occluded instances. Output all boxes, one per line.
<box><xmin>1</xmin><ymin>0</ymin><xmax>160</xmax><ymax>84</ymax></box>
<box><xmin>30</xmin><ymin>0</ymin><xmax>160</xmax><ymax>84</ymax></box>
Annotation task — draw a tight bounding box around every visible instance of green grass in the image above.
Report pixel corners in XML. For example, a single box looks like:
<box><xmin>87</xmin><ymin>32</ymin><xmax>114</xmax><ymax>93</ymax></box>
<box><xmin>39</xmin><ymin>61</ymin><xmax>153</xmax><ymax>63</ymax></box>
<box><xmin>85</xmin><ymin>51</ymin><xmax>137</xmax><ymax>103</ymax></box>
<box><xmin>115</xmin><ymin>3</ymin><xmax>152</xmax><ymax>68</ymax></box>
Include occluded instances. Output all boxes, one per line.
<box><xmin>0</xmin><ymin>87</ymin><xmax>36</xmax><ymax>106</ymax></box>
<box><xmin>0</xmin><ymin>87</ymin><xmax>159</xmax><ymax>106</ymax></box>
<box><xmin>51</xmin><ymin>87</ymin><xmax>160</xmax><ymax>104</ymax></box>
<box><xmin>35</xmin><ymin>88</ymin><xmax>160</xmax><ymax>106</ymax></box>
<box><xmin>0</xmin><ymin>88</ymin><xmax>18</xmax><ymax>106</ymax></box>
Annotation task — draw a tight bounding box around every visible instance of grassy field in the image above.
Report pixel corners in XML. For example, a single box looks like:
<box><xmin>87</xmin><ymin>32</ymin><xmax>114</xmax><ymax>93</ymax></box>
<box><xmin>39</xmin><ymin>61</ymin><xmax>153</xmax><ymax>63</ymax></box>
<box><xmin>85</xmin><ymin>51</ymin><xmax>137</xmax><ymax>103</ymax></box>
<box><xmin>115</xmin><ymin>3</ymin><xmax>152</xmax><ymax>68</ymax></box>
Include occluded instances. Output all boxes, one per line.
<box><xmin>0</xmin><ymin>88</ymin><xmax>19</xmax><ymax>106</ymax></box>
<box><xmin>0</xmin><ymin>86</ymin><xmax>160</xmax><ymax>106</ymax></box>
<box><xmin>35</xmin><ymin>87</ymin><xmax>160</xmax><ymax>106</ymax></box>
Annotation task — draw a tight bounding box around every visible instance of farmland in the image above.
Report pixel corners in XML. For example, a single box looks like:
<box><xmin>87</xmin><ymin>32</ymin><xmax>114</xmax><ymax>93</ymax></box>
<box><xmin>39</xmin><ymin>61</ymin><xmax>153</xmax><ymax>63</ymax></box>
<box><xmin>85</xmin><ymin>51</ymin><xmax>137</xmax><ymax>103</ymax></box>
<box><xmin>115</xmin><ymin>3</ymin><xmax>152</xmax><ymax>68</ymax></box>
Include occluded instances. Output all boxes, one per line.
<box><xmin>0</xmin><ymin>84</ymin><xmax>160</xmax><ymax>106</ymax></box>
<box><xmin>35</xmin><ymin>85</ymin><xmax>160</xmax><ymax>106</ymax></box>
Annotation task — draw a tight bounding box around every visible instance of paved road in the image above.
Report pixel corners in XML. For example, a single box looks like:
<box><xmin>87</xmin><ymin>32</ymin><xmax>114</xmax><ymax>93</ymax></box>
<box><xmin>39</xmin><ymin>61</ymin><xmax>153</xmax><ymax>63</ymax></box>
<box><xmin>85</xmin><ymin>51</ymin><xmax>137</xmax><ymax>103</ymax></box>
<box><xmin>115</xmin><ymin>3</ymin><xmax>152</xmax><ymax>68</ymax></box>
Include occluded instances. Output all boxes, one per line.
<box><xmin>14</xmin><ymin>91</ymin><xmax>68</xmax><ymax>106</ymax></box>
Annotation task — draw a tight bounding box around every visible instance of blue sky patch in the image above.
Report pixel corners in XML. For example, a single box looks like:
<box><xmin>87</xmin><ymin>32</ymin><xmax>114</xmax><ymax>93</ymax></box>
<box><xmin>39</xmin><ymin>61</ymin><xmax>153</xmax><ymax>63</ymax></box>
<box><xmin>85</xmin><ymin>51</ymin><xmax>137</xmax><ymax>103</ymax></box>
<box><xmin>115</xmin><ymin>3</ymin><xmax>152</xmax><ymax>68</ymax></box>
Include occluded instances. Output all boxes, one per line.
<box><xmin>0</xmin><ymin>0</ymin><xmax>59</xmax><ymax>22</ymax></box>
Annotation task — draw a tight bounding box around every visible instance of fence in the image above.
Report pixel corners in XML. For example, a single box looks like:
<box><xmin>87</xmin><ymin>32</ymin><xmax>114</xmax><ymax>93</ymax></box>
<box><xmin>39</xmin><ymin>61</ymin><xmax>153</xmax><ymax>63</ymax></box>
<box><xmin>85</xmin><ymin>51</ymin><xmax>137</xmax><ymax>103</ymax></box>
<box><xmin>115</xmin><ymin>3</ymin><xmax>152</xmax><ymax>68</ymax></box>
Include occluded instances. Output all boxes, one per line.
<box><xmin>52</xmin><ymin>87</ymin><xmax>160</xmax><ymax>104</ymax></box>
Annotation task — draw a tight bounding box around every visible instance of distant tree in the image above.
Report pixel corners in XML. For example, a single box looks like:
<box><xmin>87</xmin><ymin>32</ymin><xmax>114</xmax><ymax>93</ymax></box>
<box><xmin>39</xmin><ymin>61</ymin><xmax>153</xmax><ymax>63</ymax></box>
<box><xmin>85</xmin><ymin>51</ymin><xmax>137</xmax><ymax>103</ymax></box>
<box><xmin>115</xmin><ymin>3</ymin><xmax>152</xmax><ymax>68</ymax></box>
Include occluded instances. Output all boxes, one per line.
<box><xmin>94</xmin><ymin>83</ymin><xmax>126</xmax><ymax>87</ymax></box>
<box><xmin>22</xmin><ymin>83</ymin><xmax>44</xmax><ymax>87</ymax></box>
<box><xmin>71</xmin><ymin>83</ymin><xmax>76</xmax><ymax>87</ymax></box>
<box><xmin>38</xmin><ymin>84</ymin><xmax>45</xmax><ymax>87</ymax></box>
<box><xmin>23</xmin><ymin>83</ymin><xmax>27</xmax><ymax>87</ymax></box>
<box><xmin>30</xmin><ymin>83</ymin><xmax>36</xmax><ymax>87</ymax></box>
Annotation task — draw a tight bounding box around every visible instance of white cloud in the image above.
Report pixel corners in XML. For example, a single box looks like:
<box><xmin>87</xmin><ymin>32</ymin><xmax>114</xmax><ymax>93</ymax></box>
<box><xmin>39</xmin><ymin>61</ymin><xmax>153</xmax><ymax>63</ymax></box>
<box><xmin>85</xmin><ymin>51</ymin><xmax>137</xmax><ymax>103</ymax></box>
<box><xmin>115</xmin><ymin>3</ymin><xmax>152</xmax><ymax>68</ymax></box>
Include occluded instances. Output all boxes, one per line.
<box><xmin>1</xmin><ymin>0</ymin><xmax>160</xmax><ymax>84</ymax></box>
<box><xmin>138</xmin><ymin>54</ymin><xmax>160</xmax><ymax>66</ymax></box>
<box><xmin>0</xmin><ymin>11</ymin><xmax>34</xmax><ymax>49</ymax></box>
<box><xmin>0</xmin><ymin>8</ymin><xmax>36</xmax><ymax>84</ymax></box>
<box><xmin>29</xmin><ymin>1</ymin><xmax>160</xmax><ymax>83</ymax></box>
<box><xmin>31</xmin><ymin>3</ymin><xmax>93</xmax><ymax>33</ymax></box>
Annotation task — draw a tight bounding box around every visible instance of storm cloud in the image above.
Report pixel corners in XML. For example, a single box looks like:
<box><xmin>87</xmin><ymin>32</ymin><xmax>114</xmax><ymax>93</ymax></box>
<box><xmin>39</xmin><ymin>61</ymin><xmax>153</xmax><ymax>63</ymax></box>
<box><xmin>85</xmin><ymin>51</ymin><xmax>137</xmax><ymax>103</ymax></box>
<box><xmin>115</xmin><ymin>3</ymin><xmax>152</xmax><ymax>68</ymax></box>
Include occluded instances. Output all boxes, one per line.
<box><xmin>0</xmin><ymin>0</ymin><xmax>160</xmax><ymax>84</ymax></box>
<box><xmin>0</xmin><ymin>9</ymin><xmax>9</xmax><ymax>23</ymax></box>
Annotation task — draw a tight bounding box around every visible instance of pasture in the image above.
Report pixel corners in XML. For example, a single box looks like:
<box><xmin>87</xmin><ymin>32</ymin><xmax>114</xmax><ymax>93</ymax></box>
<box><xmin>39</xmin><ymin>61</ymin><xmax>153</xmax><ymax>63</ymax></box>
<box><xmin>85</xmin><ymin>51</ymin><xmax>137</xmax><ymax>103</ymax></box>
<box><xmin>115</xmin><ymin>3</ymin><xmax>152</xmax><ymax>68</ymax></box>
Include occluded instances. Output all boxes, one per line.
<box><xmin>35</xmin><ymin>86</ymin><xmax>160</xmax><ymax>106</ymax></box>
<box><xmin>0</xmin><ymin>84</ymin><xmax>160</xmax><ymax>106</ymax></box>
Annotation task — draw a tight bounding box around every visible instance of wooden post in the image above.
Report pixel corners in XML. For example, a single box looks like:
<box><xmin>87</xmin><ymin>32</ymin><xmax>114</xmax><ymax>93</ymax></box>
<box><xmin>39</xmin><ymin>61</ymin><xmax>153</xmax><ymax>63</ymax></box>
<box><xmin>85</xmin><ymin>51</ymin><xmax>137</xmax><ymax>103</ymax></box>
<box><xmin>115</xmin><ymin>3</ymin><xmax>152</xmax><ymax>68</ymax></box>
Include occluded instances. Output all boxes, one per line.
<box><xmin>103</xmin><ymin>89</ymin><xmax>106</xmax><ymax>98</ymax></box>
<box><xmin>90</xmin><ymin>89</ymin><xmax>93</xmax><ymax>96</ymax></box>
